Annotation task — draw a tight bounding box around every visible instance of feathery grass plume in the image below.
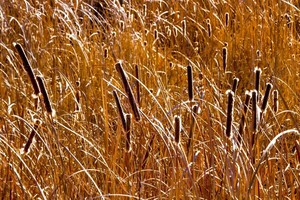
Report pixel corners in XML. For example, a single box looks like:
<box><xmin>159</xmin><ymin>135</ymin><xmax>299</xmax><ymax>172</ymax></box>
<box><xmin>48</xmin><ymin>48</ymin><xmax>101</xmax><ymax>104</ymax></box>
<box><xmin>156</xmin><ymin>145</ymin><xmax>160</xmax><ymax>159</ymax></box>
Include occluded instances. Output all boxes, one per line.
<box><xmin>115</xmin><ymin>62</ymin><xmax>141</xmax><ymax>121</ymax></box>
<box><xmin>75</xmin><ymin>81</ymin><xmax>81</xmax><ymax>112</ymax></box>
<box><xmin>36</xmin><ymin>75</ymin><xmax>55</xmax><ymax>117</ymax></box>
<box><xmin>238</xmin><ymin>91</ymin><xmax>251</xmax><ymax>144</ymax></box>
<box><xmin>251</xmin><ymin>90</ymin><xmax>258</xmax><ymax>147</ymax></box>
<box><xmin>232</xmin><ymin>77</ymin><xmax>239</xmax><ymax>93</ymax></box>
<box><xmin>22</xmin><ymin>119</ymin><xmax>42</xmax><ymax>154</ymax></box>
<box><xmin>260</xmin><ymin>83</ymin><xmax>273</xmax><ymax>116</ymax></box>
<box><xmin>225</xmin><ymin>12</ymin><xmax>229</xmax><ymax>27</ymax></box>
<box><xmin>135</xmin><ymin>65</ymin><xmax>140</xmax><ymax>105</ymax></box>
<box><xmin>174</xmin><ymin>115</ymin><xmax>181</xmax><ymax>144</ymax></box>
<box><xmin>13</xmin><ymin>42</ymin><xmax>40</xmax><ymax>97</ymax></box>
<box><xmin>187</xmin><ymin>65</ymin><xmax>194</xmax><ymax>101</ymax></box>
<box><xmin>254</xmin><ymin>67</ymin><xmax>262</xmax><ymax>101</ymax></box>
<box><xmin>182</xmin><ymin>19</ymin><xmax>187</xmax><ymax>37</ymax></box>
<box><xmin>125</xmin><ymin>114</ymin><xmax>132</xmax><ymax>152</ymax></box>
<box><xmin>187</xmin><ymin>105</ymin><xmax>200</xmax><ymax>153</ymax></box>
<box><xmin>226</xmin><ymin>90</ymin><xmax>235</xmax><ymax>138</ymax></box>
<box><xmin>273</xmin><ymin>89</ymin><xmax>279</xmax><ymax>112</ymax></box>
<box><xmin>207</xmin><ymin>19</ymin><xmax>212</xmax><ymax>37</ymax></box>
<box><xmin>113</xmin><ymin>90</ymin><xmax>126</xmax><ymax>131</ymax></box>
<box><xmin>222</xmin><ymin>46</ymin><xmax>228</xmax><ymax>72</ymax></box>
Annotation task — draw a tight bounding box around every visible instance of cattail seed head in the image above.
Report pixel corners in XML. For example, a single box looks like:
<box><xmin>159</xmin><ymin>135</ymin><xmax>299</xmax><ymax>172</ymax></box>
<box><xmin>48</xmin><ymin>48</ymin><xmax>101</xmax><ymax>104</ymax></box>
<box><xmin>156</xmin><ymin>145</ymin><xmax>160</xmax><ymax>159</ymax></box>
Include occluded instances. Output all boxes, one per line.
<box><xmin>182</xmin><ymin>19</ymin><xmax>186</xmax><ymax>37</ymax></box>
<box><xmin>143</xmin><ymin>4</ymin><xmax>147</xmax><ymax>17</ymax></box>
<box><xmin>252</xmin><ymin>90</ymin><xmax>259</xmax><ymax>132</ymax></box>
<box><xmin>187</xmin><ymin>65</ymin><xmax>194</xmax><ymax>101</ymax></box>
<box><xmin>222</xmin><ymin>46</ymin><xmax>228</xmax><ymax>71</ymax></box>
<box><xmin>104</xmin><ymin>48</ymin><xmax>108</xmax><ymax>59</ymax></box>
<box><xmin>154</xmin><ymin>29</ymin><xmax>158</xmax><ymax>40</ymax></box>
<box><xmin>36</xmin><ymin>75</ymin><xmax>55</xmax><ymax>117</ymax></box>
<box><xmin>207</xmin><ymin>19</ymin><xmax>212</xmax><ymax>37</ymax></box>
<box><xmin>21</xmin><ymin>119</ymin><xmax>42</xmax><ymax>154</ymax></box>
<box><xmin>261</xmin><ymin>83</ymin><xmax>273</xmax><ymax>113</ymax></box>
<box><xmin>232</xmin><ymin>77</ymin><xmax>239</xmax><ymax>93</ymax></box>
<box><xmin>174</xmin><ymin>115</ymin><xmax>181</xmax><ymax>144</ymax></box>
<box><xmin>225</xmin><ymin>12</ymin><xmax>229</xmax><ymax>27</ymax></box>
<box><xmin>254</xmin><ymin>67</ymin><xmax>262</xmax><ymax>101</ymax></box>
<box><xmin>273</xmin><ymin>90</ymin><xmax>279</xmax><ymax>112</ymax></box>
<box><xmin>226</xmin><ymin>90</ymin><xmax>235</xmax><ymax>138</ymax></box>
<box><xmin>115</xmin><ymin>62</ymin><xmax>141</xmax><ymax>121</ymax></box>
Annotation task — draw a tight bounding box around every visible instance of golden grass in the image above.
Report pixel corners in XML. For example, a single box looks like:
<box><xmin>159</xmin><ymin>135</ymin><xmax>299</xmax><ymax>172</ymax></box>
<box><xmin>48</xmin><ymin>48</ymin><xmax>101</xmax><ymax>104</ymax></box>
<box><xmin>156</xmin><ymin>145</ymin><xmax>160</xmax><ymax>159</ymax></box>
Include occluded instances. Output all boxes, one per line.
<box><xmin>0</xmin><ymin>0</ymin><xmax>300</xmax><ymax>199</ymax></box>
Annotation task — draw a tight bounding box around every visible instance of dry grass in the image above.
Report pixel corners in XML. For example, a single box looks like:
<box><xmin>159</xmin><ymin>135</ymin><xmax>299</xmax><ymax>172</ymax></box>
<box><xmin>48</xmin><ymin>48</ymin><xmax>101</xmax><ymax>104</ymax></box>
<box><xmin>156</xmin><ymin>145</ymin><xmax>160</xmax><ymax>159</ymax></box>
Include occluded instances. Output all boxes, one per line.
<box><xmin>0</xmin><ymin>0</ymin><xmax>300</xmax><ymax>199</ymax></box>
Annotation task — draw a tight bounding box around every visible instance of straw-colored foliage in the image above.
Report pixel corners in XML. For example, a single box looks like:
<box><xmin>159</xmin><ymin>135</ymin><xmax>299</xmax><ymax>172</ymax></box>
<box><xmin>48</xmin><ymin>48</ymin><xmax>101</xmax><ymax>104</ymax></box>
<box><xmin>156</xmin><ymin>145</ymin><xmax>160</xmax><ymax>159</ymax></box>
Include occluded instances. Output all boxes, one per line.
<box><xmin>0</xmin><ymin>0</ymin><xmax>300</xmax><ymax>199</ymax></box>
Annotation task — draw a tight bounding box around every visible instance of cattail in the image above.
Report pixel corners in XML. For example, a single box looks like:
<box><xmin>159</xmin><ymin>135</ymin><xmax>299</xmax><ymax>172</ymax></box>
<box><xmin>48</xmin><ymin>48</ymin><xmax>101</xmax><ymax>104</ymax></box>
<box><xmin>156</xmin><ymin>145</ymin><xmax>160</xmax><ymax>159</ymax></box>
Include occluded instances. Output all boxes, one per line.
<box><xmin>135</xmin><ymin>65</ymin><xmax>140</xmax><ymax>105</ymax></box>
<box><xmin>232</xmin><ymin>77</ymin><xmax>239</xmax><ymax>93</ymax></box>
<box><xmin>36</xmin><ymin>75</ymin><xmax>55</xmax><ymax>117</ymax></box>
<box><xmin>238</xmin><ymin>91</ymin><xmax>251</xmax><ymax>144</ymax></box>
<box><xmin>104</xmin><ymin>48</ymin><xmax>108</xmax><ymax>59</ymax></box>
<box><xmin>254</xmin><ymin>67</ymin><xmax>262</xmax><ymax>101</ymax></box>
<box><xmin>187</xmin><ymin>105</ymin><xmax>200</xmax><ymax>153</ymax></box>
<box><xmin>225</xmin><ymin>12</ymin><xmax>229</xmax><ymax>27</ymax></box>
<box><xmin>115</xmin><ymin>62</ymin><xmax>141</xmax><ymax>121</ymax></box>
<box><xmin>113</xmin><ymin>90</ymin><xmax>127</xmax><ymax>131</ymax></box>
<box><xmin>222</xmin><ymin>46</ymin><xmax>228</xmax><ymax>72</ymax></box>
<box><xmin>182</xmin><ymin>19</ymin><xmax>186</xmax><ymax>37</ymax></box>
<box><xmin>226</xmin><ymin>90</ymin><xmax>235</xmax><ymax>138</ymax></box>
<box><xmin>273</xmin><ymin>90</ymin><xmax>279</xmax><ymax>112</ymax></box>
<box><xmin>261</xmin><ymin>83</ymin><xmax>273</xmax><ymax>115</ymax></box>
<box><xmin>120</xmin><ymin>21</ymin><xmax>124</xmax><ymax>32</ymax></box>
<box><xmin>13</xmin><ymin>42</ymin><xmax>40</xmax><ymax>97</ymax></box>
<box><xmin>22</xmin><ymin>119</ymin><xmax>42</xmax><ymax>154</ymax></box>
<box><xmin>187</xmin><ymin>65</ymin><xmax>194</xmax><ymax>101</ymax></box>
<box><xmin>154</xmin><ymin>29</ymin><xmax>158</xmax><ymax>40</ymax></box>
<box><xmin>207</xmin><ymin>19</ymin><xmax>212</xmax><ymax>37</ymax></box>
<box><xmin>125</xmin><ymin>114</ymin><xmax>132</xmax><ymax>152</ymax></box>
<box><xmin>174</xmin><ymin>115</ymin><xmax>181</xmax><ymax>144</ymax></box>
<box><xmin>143</xmin><ymin>4</ymin><xmax>147</xmax><ymax>17</ymax></box>
<box><xmin>251</xmin><ymin>90</ymin><xmax>258</xmax><ymax>148</ymax></box>
<box><xmin>75</xmin><ymin>81</ymin><xmax>81</xmax><ymax>112</ymax></box>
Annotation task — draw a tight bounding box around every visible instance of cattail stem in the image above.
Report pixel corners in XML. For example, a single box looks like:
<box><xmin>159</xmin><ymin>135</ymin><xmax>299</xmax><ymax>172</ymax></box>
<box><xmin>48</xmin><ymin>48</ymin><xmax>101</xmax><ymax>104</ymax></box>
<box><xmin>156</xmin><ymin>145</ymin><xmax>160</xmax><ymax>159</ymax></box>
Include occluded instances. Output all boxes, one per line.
<box><xmin>187</xmin><ymin>65</ymin><xmax>194</xmax><ymax>101</ymax></box>
<box><xmin>13</xmin><ymin>42</ymin><xmax>40</xmax><ymax>96</ymax></box>
<box><xmin>226</xmin><ymin>90</ymin><xmax>234</xmax><ymax>138</ymax></box>
<box><xmin>36</xmin><ymin>76</ymin><xmax>54</xmax><ymax>116</ymax></box>
<box><xmin>115</xmin><ymin>62</ymin><xmax>141</xmax><ymax>121</ymax></box>
<box><xmin>174</xmin><ymin>115</ymin><xmax>181</xmax><ymax>144</ymax></box>
<box><xmin>113</xmin><ymin>90</ymin><xmax>127</xmax><ymax>131</ymax></box>
<box><xmin>125</xmin><ymin>114</ymin><xmax>132</xmax><ymax>152</ymax></box>
<box><xmin>238</xmin><ymin>91</ymin><xmax>251</xmax><ymax>145</ymax></box>
<box><xmin>187</xmin><ymin>105</ymin><xmax>199</xmax><ymax>155</ymax></box>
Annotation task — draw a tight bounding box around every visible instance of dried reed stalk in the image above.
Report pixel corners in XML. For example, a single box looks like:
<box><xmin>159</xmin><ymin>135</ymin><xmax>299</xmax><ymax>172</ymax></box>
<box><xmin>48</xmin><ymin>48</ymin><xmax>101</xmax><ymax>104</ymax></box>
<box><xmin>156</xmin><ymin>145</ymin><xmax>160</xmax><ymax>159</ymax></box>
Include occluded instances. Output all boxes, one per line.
<box><xmin>226</xmin><ymin>90</ymin><xmax>234</xmax><ymax>137</ymax></box>
<box><xmin>232</xmin><ymin>77</ymin><xmax>239</xmax><ymax>93</ymax></box>
<box><xmin>187</xmin><ymin>105</ymin><xmax>199</xmax><ymax>154</ymax></box>
<box><xmin>238</xmin><ymin>91</ymin><xmax>251</xmax><ymax>144</ymax></box>
<box><xmin>13</xmin><ymin>42</ymin><xmax>40</xmax><ymax>96</ymax></box>
<box><xmin>115</xmin><ymin>62</ymin><xmax>141</xmax><ymax>121</ymax></box>
<box><xmin>125</xmin><ymin>114</ymin><xmax>132</xmax><ymax>152</ymax></box>
<box><xmin>187</xmin><ymin>65</ymin><xmax>194</xmax><ymax>101</ymax></box>
<box><xmin>36</xmin><ymin>75</ymin><xmax>54</xmax><ymax>116</ymax></box>
<box><xmin>174</xmin><ymin>115</ymin><xmax>181</xmax><ymax>144</ymax></box>
<box><xmin>113</xmin><ymin>90</ymin><xmax>126</xmax><ymax>131</ymax></box>
<box><xmin>141</xmin><ymin>133</ymin><xmax>155</xmax><ymax>169</ymax></box>
<box><xmin>22</xmin><ymin>120</ymin><xmax>42</xmax><ymax>154</ymax></box>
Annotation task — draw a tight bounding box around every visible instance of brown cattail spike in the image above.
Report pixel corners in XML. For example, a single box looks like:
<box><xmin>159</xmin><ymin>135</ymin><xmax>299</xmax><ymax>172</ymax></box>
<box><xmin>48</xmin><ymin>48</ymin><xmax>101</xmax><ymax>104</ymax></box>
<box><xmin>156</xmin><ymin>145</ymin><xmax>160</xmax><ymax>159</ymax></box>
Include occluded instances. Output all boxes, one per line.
<box><xmin>226</xmin><ymin>90</ymin><xmax>235</xmax><ymax>138</ymax></box>
<box><xmin>125</xmin><ymin>114</ymin><xmax>132</xmax><ymax>152</ymax></box>
<box><xmin>174</xmin><ymin>115</ymin><xmax>181</xmax><ymax>144</ymax></box>
<box><xmin>13</xmin><ymin>42</ymin><xmax>40</xmax><ymax>96</ymax></box>
<box><xmin>115</xmin><ymin>62</ymin><xmax>141</xmax><ymax>121</ymax></box>
<box><xmin>207</xmin><ymin>19</ymin><xmax>211</xmax><ymax>37</ymax></box>
<box><xmin>75</xmin><ymin>81</ymin><xmax>81</xmax><ymax>112</ymax></box>
<box><xmin>232</xmin><ymin>77</ymin><xmax>239</xmax><ymax>93</ymax></box>
<box><xmin>36</xmin><ymin>76</ymin><xmax>55</xmax><ymax>117</ymax></box>
<box><xmin>22</xmin><ymin>120</ymin><xmax>42</xmax><ymax>154</ymax></box>
<box><xmin>225</xmin><ymin>12</ymin><xmax>229</xmax><ymax>27</ymax></box>
<box><xmin>254</xmin><ymin>67</ymin><xmax>262</xmax><ymax>101</ymax></box>
<box><xmin>238</xmin><ymin>91</ymin><xmax>251</xmax><ymax>144</ymax></box>
<box><xmin>222</xmin><ymin>47</ymin><xmax>228</xmax><ymax>72</ymax></box>
<box><xmin>187</xmin><ymin>65</ymin><xmax>194</xmax><ymax>101</ymax></box>
<box><xmin>113</xmin><ymin>90</ymin><xmax>127</xmax><ymax>131</ymax></box>
<box><xmin>251</xmin><ymin>90</ymin><xmax>258</xmax><ymax>148</ymax></box>
<box><xmin>261</xmin><ymin>83</ymin><xmax>273</xmax><ymax>115</ymax></box>
<box><xmin>273</xmin><ymin>90</ymin><xmax>279</xmax><ymax>113</ymax></box>
<box><xmin>104</xmin><ymin>48</ymin><xmax>108</xmax><ymax>59</ymax></box>
<box><xmin>182</xmin><ymin>19</ymin><xmax>186</xmax><ymax>37</ymax></box>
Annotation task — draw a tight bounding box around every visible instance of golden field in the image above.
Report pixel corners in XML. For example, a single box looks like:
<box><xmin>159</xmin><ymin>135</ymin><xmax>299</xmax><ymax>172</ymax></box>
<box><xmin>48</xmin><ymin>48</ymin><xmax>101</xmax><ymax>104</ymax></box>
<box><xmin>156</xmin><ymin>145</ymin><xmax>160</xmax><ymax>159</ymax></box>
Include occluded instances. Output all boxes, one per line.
<box><xmin>0</xmin><ymin>0</ymin><xmax>300</xmax><ymax>199</ymax></box>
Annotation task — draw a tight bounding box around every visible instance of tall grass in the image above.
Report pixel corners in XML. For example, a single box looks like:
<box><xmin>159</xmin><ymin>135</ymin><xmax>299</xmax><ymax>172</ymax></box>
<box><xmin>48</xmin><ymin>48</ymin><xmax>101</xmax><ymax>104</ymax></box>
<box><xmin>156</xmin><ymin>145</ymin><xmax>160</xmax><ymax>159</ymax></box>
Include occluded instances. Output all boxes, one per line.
<box><xmin>0</xmin><ymin>0</ymin><xmax>300</xmax><ymax>199</ymax></box>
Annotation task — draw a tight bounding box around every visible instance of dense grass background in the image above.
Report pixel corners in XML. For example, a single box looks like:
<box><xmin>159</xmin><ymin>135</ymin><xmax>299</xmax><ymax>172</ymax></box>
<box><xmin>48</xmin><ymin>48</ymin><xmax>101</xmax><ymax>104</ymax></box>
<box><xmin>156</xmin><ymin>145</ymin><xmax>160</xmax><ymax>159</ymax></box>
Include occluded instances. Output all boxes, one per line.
<box><xmin>0</xmin><ymin>0</ymin><xmax>300</xmax><ymax>199</ymax></box>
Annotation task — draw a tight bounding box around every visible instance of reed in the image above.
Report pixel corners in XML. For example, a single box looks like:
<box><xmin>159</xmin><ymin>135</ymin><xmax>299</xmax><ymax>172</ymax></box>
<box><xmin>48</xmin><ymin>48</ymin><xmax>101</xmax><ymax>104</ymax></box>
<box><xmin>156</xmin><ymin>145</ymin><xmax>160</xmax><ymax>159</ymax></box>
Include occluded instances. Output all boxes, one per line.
<box><xmin>238</xmin><ymin>91</ymin><xmax>251</xmax><ymax>144</ymax></box>
<box><xmin>187</xmin><ymin>105</ymin><xmax>199</xmax><ymax>155</ymax></box>
<box><xmin>115</xmin><ymin>62</ymin><xmax>141</xmax><ymax>121</ymax></box>
<box><xmin>113</xmin><ymin>90</ymin><xmax>127</xmax><ymax>131</ymax></box>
